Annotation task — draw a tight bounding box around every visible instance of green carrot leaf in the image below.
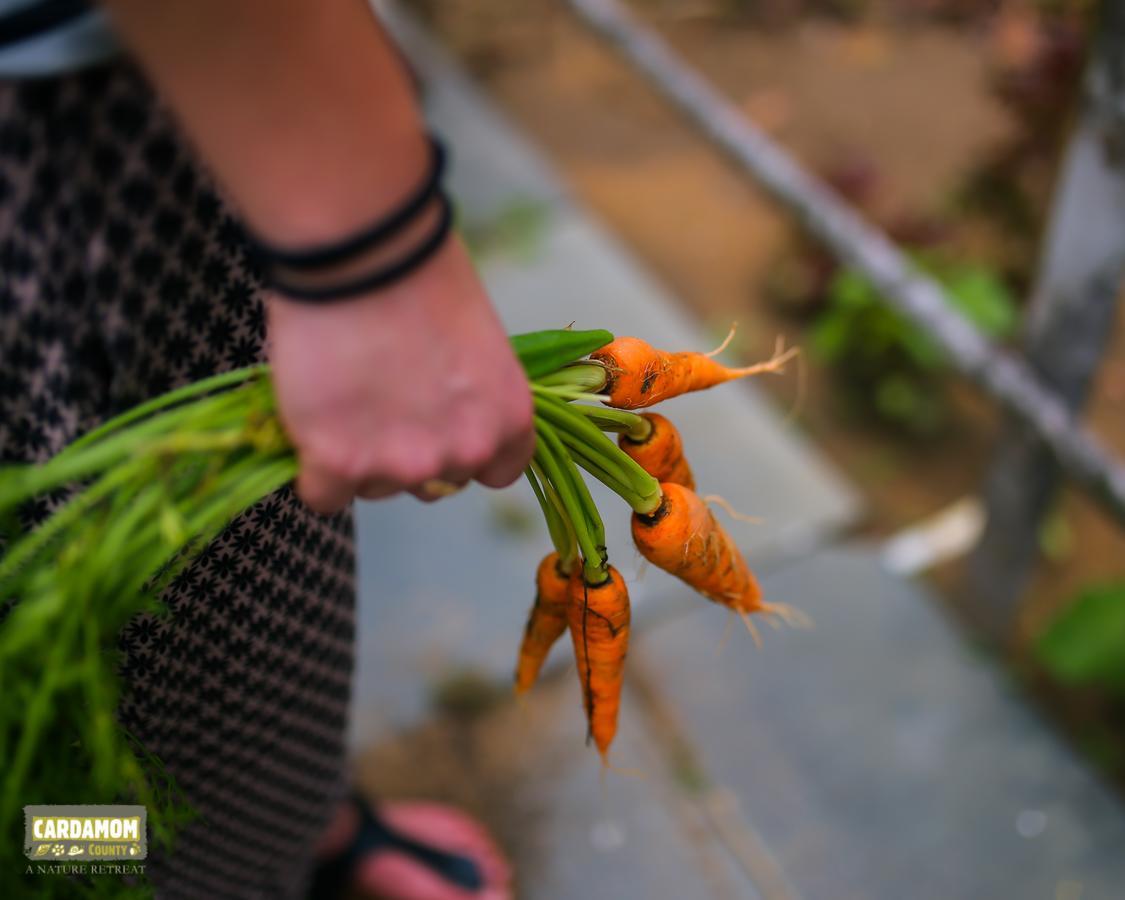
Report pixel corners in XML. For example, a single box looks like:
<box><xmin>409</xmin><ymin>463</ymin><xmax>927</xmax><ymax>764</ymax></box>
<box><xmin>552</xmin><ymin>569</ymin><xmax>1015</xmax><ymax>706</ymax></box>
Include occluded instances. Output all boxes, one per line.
<box><xmin>510</xmin><ymin>329</ymin><xmax>613</xmax><ymax>379</ymax></box>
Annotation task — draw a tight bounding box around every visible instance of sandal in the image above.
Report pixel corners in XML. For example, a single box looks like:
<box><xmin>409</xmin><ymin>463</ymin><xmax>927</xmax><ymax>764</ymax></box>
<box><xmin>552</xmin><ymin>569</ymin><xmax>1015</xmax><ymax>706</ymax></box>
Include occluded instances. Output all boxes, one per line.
<box><xmin>307</xmin><ymin>793</ymin><xmax>486</xmax><ymax>899</ymax></box>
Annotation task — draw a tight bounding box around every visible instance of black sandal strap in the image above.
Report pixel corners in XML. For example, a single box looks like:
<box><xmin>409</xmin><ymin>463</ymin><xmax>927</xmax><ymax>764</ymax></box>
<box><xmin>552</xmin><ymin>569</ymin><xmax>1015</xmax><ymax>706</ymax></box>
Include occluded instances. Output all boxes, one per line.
<box><xmin>306</xmin><ymin>793</ymin><xmax>485</xmax><ymax>899</ymax></box>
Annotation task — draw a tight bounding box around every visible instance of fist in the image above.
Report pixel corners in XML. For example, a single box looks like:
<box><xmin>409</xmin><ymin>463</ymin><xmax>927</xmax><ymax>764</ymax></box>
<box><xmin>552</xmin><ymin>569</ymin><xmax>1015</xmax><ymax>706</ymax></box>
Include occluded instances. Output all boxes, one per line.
<box><xmin>267</xmin><ymin>238</ymin><xmax>534</xmax><ymax>513</ymax></box>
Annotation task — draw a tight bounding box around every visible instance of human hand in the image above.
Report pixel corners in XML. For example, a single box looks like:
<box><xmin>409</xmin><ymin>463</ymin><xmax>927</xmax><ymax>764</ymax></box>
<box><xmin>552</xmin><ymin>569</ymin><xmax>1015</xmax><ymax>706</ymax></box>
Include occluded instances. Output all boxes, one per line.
<box><xmin>267</xmin><ymin>238</ymin><xmax>534</xmax><ymax>514</ymax></box>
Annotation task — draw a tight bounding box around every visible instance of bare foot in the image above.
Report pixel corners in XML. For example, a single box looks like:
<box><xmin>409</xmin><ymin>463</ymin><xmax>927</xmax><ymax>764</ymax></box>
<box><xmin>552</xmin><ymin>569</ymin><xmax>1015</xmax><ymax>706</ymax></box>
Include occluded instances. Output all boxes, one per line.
<box><xmin>315</xmin><ymin>799</ymin><xmax>513</xmax><ymax>900</ymax></box>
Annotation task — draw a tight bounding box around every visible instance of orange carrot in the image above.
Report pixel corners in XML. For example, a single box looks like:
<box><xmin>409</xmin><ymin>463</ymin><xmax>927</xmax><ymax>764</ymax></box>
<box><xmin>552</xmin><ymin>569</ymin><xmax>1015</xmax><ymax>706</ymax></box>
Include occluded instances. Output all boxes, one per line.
<box><xmin>515</xmin><ymin>552</ymin><xmax>573</xmax><ymax>695</ymax></box>
<box><xmin>619</xmin><ymin>412</ymin><xmax>695</xmax><ymax>489</ymax></box>
<box><xmin>631</xmin><ymin>482</ymin><xmax>801</xmax><ymax>636</ymax></box>
<box><xmin>567</xmin><ymin>564</ymin><xmax>630</xmax><ymax>761</ymax></box>
<box><xmin>591</xmin><ymin>336</ymin><xmax>797</xmax><ymax>409</ymax></box>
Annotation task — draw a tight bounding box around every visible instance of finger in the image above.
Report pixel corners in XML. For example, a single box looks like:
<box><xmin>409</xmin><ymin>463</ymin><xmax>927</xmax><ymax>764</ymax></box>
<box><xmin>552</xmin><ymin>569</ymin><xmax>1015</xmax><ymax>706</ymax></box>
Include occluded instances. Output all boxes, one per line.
<box><xmin>296</xmin><ymin>462</ymin><xmax>356</xmax><ymax>514</ymax></box>
<box><xmin>410</xmin><ymin>479</ymin><xmax>468</xmax><ymax>503</ymax></box>
<box><xmin>357</xmin><ymin>478</ymin><xmax>401</xmax><ymax>501</ymax></box>
<box><xmin>474</xmin><ymin>427</ymin><xmax>536</xmax><ymax>489</ymax></box>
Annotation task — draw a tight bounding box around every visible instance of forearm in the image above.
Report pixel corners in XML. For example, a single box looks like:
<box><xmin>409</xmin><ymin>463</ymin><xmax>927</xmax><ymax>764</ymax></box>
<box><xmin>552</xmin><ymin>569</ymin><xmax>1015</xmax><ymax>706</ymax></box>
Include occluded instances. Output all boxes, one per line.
<box><xmin>102</xmin><ymin>0</ymin><xmax>428</xmax><ymax>245</ymax></box>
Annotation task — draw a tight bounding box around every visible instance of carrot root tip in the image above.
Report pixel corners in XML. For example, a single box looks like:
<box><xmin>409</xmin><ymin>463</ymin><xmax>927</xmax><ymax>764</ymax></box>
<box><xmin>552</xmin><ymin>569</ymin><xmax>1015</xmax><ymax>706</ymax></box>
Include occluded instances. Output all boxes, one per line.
<box><xmin>737</xmin><ymin>608</ymin><xmax>763</xmax><ymax>648</ymax></box>
<box><xmin>704</xmin><ymin>322</ymin><xmax>738</xmax><ymax>358</ymax></box>
<box><xmin>762</xmin><ymin>601</ymin><xmax>812</xmax><ymax>629</ymax></box>
<box><xmin>702</xmin><ymin>494</ymin><xmax>764</xmax><ymax>525</ymax></box>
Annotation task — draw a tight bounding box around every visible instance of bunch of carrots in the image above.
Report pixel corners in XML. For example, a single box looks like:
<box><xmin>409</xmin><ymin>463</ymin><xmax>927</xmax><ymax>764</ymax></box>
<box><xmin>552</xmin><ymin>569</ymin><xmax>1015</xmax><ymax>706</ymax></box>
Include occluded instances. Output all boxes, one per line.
<box><xmin>512</xmin><ymin>328</ymin><xmax>802</xmax><ymax>762</ymax></box>
<box><xmin>0</xmin><ymin>326</ymin><xmax>797</xmax><ymax>895</ymax></box>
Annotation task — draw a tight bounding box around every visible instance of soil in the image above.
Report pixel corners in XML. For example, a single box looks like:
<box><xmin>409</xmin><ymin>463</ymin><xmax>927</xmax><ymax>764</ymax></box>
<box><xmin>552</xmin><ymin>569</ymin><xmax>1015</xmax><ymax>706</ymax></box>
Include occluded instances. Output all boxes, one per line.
<box><xmin>405</xmin><ymin>0</ymin><xmax>1125</xmax><ymax>641</ymax></box>
<box><xmin>354</xmin><ymin>653</ymin><xmax>746</xmax><ymax>897</ymax></box>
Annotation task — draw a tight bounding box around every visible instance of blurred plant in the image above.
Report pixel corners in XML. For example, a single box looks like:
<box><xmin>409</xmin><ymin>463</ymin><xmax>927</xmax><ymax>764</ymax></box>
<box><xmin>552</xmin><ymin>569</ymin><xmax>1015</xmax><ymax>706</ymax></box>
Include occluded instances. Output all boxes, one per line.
<box><xmin>716</xmin><ymin>0</ymin><xmax>870</xmax><ymax>25</ymax></box>
<box><xmin>461</xmin><ymin>198</ymin><xmax>550</xmax><ymax>264</ymax></box>
<box><xmin>708</xmin><ymin>0</ymin><xmax>1022</xmax><ymax>27</ymax></box>
<box><xmin>1037</xmin><ymin>582</ymin><xmax>1125</xmax><ymax>696</ymax></box>
<box><xmin>810</xmin><ymin>256</ymin><xmax>1017</xmax><ymax>434</ymax></box>
<box><xmin>765</xmin><ymin>153</ymin><xmax>951</xmax><ymax>319</ymax></box>
<box><xmin>430</xmin><ymin>667</ymin><xmax>510</xmax><ymax>721</ymax></box>
<box><xmin>488</xmin><ymin>496</ymin><xmax>540</xmax><ymax>536</ymax></box>
<box><xmin>1038</xmin><ymin>504</ymin><xmax>1075</xmax><ymax>563</ymax></box>
<box><xmin>956</xmin><ymin>3</ymin><xmax>1089</xmax><ymax>289</ymax></box>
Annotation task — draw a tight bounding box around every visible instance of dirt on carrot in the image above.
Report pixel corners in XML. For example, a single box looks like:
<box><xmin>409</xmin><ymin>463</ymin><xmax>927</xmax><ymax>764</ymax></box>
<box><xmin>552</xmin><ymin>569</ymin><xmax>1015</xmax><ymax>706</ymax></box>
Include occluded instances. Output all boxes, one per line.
<box><xmin>591</xmin><ymin>335</ymin><xmax>797</xmax><ymax>409</ymax></box>
<box><xmin>619</xmin><ymin>411</ymin><xmax>695</xmax><ymax>490</ymax></box>
<box><xmin>567</xmin><ymin>564</ymin><xmax>631</xmax><ymax>761</ymax></box>
<box><xmin>515</xmin><ymin>552</ymin><xmax>573</xmax><ymax>695</ymax></box>
<box><xmin>631</xmin><ymin>482</ymin><xmax>806</xmax><ymax>641</ymax></box>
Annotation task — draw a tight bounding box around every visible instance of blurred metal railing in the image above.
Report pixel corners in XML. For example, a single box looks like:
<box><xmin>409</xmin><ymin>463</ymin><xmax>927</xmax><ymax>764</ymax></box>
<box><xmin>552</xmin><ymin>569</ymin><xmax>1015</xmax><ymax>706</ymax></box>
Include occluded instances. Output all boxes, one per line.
<box><xmin>562</xmin><ymin>0</ymin><xmax>1125</xmax><ymax>640</ymax></box>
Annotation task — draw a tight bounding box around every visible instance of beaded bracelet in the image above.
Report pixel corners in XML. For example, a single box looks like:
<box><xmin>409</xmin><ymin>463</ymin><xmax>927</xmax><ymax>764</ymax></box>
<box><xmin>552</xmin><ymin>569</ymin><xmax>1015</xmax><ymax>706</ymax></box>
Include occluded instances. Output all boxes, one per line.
<box><xmin>265</xmin><ymin>190</ymin><xmax>453</xmax><ymax>302</ymax></box>
<box><xmin>247</xmin><ymin>135</ymin><xmax>453</xmax><ymax>302</ymax></box>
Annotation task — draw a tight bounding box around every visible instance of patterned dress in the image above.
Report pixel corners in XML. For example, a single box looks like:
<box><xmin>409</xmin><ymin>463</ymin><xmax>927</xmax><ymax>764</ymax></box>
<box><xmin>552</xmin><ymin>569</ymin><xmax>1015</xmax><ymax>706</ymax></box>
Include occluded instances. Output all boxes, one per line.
<box><xmin>0</xmin><ymin>60</ymin><xmax>356</xmax><ymax>898</ymax></box>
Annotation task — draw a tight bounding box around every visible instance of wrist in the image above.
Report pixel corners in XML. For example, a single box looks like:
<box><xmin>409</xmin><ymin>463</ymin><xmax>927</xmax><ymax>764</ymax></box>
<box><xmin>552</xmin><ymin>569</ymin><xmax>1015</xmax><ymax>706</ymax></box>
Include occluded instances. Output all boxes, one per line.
<box><xmin>239</xmin><ymin>121</ymin><xmax>430</xmax><ymax>248</ymax></box>
<box><xmin>248</xmin><ymin>134</ymin><xmax>454</xmax><ymax>304</ymax></box>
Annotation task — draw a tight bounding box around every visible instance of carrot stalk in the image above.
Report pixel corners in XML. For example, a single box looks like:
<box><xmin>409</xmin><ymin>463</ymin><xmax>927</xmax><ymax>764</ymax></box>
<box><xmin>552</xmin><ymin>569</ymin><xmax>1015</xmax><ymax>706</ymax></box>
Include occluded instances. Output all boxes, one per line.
<box><xmin>533</xmin><ymin>421</ymin><xmax>607</xmax><ymax>584</ymax></box>
<box><xmin>536</xmin><ymin>398</ymin><xmax>639</xmax><ymax>490</ymax></box>
<box><xmin>511</xmin><ymin>328</ymin><xmax>613</xmax><ymax>379</ymax></box>
<box><xmin>53</xmin><ymin>364</ymin><xmax>269</xmax><ymax>461</ymax></box>
<box><xmin>531</xmin><ymin>459</ymin><xmax>579</xmax><ymax>564</ymax></box>
<box><xmin>534</xmin><ymin>362</ymin><xmax>608</xmax><ymax>392</ymax></box>
<box><xmin>533</xmin><ymin>392</ymin><xmax>662</xmax><ymax>513</ymax></box>
<box><xmin>3</xmin><ymin>386</ymin><xmax>262</xmax><ymax>506</ymax></box>
<box><xmin>525</xmin><ymin>466</ymin><xmax>577</xmax><ymax>570</ymax></box>
<box><xmin>535</xmin><ymin>419</ymin><xmax>607</xmax><ymax>553</ymax></box>
<box><xmin>572</xmin><ymin>404</ymin><xmax>652</xmax><ymax>439</ymax></box>
<box><xmin>557</xmin><ymin>435</ymin><xmax>642</xmax><ymax>504</ymax></box>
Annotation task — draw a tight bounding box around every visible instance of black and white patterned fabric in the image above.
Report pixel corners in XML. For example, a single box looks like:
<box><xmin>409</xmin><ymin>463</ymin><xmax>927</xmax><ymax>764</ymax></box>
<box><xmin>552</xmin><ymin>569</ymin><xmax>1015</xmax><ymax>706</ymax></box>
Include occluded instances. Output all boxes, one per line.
<box><xmin>0</xmin><ymin>61</ymin><xmax>356</xmax><ymax>898</ymax></box>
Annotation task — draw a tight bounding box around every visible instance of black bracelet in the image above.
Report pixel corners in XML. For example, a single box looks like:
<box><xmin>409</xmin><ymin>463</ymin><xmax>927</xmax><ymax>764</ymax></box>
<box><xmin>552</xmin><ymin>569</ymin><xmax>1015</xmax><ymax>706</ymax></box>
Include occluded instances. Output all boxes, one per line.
<box><xmin>247</xmin><ymin>135</ymin><xmax>448</xmax><ymax>271</ymax></box>
<box><xmin>267</xmin><ymin>190</ymin><xmax>454</xmax><ymax>302</ymax></box>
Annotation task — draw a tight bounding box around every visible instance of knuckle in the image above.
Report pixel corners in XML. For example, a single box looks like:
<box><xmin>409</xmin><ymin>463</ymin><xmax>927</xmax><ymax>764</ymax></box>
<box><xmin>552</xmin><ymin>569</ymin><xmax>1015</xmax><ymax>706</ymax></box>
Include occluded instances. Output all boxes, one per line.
<box><xmin>296</xmin><ymin>475</ymin><xmax>347</xmax><ymax>515</ymax></box>
<box><xmin>381</xmin><ymin>440</ymin><xmax>442</xmax><ymax>486</ymax></box>
<box><xmin>449</xmin><ymin>427</ymin><xmax>497</xmax><ymax>474</ymax></box>
<box><xmin>301</xmin><ymin>436</ymin><xmax>362</xmax><ymax>482</ymax></box>
<box><xmin>503</xmin><ymin>389</ymin><xmax>534</xmax><ymax>437</ymax></box>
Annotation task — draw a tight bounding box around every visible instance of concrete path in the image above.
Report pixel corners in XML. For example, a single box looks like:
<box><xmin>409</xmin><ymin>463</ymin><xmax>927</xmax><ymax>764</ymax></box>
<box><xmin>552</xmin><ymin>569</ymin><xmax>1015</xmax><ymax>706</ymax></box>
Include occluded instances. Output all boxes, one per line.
<box><xmin>347</xmin><ymin>6</ymin><xmax>1125</xmax><ymax>899</ymax></box>
<box><xmin>643</xmin><ymin>548</ymin><xmax>1125</xmax><ymax>900</ymax></box>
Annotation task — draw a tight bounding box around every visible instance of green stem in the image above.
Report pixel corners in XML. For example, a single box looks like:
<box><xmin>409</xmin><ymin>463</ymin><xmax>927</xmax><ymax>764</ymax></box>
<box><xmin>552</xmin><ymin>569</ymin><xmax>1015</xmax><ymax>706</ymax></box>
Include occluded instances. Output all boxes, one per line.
<box><xmin>0</xmin><ymin>593</ymin><xmax>78</xmax><ymax>835</ymax></box>
<box><xmin>0</xmin><ymin>460</ymin><xmax>143</xmax><ymax>592</ymax></box>
<box><xmin>88</xmin><ymin>478</ymin><xmax>170</xmax><ymax>599</ymax></box>
<box><xmin>533</xmin><ymin>422</ymin><xmax>607</xmax><ymax>584</ymax></box>
<box><xmin>557</xmin><ymin>432</ymin><xmax>651</xmax><ymax>511</ymax></box>
<box><xmin>573</xmin><ymin>404</ymin><xmax>652</xmax><ymax>440</ymax></box>
<box><xmin>531</xmin><ymin>460</ymin><xmax>578</xmax><ymax>567</ymax></box>
<box><xmin>57</xmin><ymin>365</ymin><xmax>269</xmax><ymax>459</ymax></box>
<box><xmin>4</xmin><ymin>389</ymin><xmax>253</xmax><ymax>506</ymax></box>
<box><xmin>537</xmin><ymin>422</ymin><xmax>606</xmax><ymax>557</ymax></box>
<box><xmin>533</xmin><ymin>363</ymin><xmax>607</xmax><ymax>392</ymax></box>
<box><xmin>538</xmin><ymin>397</ymin><xmax>634</xmax><ymax>486</ymax></box>
<box><xmin>552</xmin><ymin>425</ymin><xmax>633</xmax><ymax>492</ymax></box>
<box><xmin>84</xmin><ymin>597</ymin><xmax>115</xmax><ymax>794</ymax></box>
<box><xmin>524</xmin><ymin>466</ymin><xmax>577</xmax><ymax>569</ymax></box>
<box><xmin>534</xmin><ymin>393</ymin><xmax>662</xmax><ymax>514</ymax></box>
<box><xmin>180</xmin><ymin>455</ymin><xmax>296</xmax><ymax>544</ymax></box>
<box><xmin>531</xmin><ymin>387</ymin><xmax>610</xmax><ymax>403</ymax></box>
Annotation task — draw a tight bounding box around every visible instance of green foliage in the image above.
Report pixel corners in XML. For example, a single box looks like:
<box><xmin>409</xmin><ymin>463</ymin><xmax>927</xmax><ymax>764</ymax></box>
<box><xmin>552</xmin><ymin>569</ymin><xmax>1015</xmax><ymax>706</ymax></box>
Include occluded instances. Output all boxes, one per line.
<box><xmin>0</xmin><ymin>368</ymin><xmax>289</xmax><ymax>897</ymax></box>
<box><xmin>0</xmin><ymin>330</ymin><xmax>629</xmax><ymax>895</ymax></box>
<box><xmin>810</xmin><ymin>257</ymin><xmax>1018</xmax><ymax>434</ymax></box>
<box><xmin>1036</xmin><ymin>582</ymin><xmax>1125</xmax><ymax>696</ymax></box>
<box><xmin>1038</xmin><ymin>506</ymin><xmax>1075</xmax><ymax>563</ymax></box>
<box><xmin>461</xmin><ymin>199</ymin><xmax>549</xmax><ymax>263</ymax></box>
<box><xmin>510</xmin><ymin>328</ymin><xmax>614</xmax><ymax>379</ymax></box>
